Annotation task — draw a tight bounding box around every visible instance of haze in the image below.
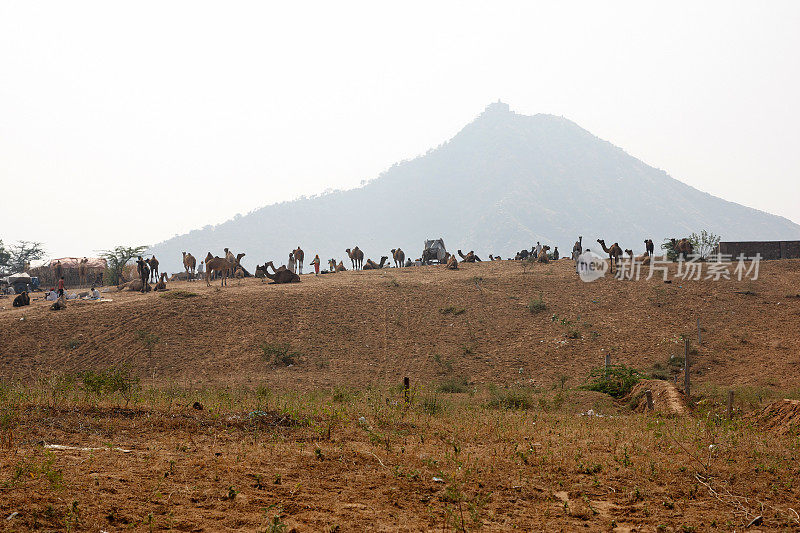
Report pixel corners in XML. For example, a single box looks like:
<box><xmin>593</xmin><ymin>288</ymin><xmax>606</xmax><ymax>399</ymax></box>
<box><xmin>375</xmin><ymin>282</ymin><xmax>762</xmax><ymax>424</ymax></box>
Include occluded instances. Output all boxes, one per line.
<box><xmin>1</xmin><ymin>1</ymin><xmax>799</xmax><ymax>260</ymax></box>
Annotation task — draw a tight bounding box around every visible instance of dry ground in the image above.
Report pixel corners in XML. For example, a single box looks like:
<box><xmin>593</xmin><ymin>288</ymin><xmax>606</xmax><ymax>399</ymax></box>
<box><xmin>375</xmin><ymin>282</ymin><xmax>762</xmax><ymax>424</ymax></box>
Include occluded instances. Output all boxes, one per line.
<box><xmin>1</xmin><ymin>259</ymin><xmax>800</xmax><ymax>531</ymax></box>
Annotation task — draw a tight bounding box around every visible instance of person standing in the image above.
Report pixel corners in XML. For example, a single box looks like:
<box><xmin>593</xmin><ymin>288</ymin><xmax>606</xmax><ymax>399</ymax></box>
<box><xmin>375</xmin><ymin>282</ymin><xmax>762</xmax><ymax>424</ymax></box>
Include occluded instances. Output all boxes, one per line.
<box><xmin>287</xmin><ymin>253</ymin><xmax>296</xmax><ymax>274</ymax></box>
<box><xmin>57</xmin><ymin>276</ymin><xmax>65</xmax><ymax>297</ymax></box>
<box><xmin>534</xmin><ymin>241</ymin><xmax>542</xmax><ymax>258</ymax></box>
<box><xmin>310</xmin><ymin>254</ymin><xmax>321</xmax><ymax>275</ymax></box>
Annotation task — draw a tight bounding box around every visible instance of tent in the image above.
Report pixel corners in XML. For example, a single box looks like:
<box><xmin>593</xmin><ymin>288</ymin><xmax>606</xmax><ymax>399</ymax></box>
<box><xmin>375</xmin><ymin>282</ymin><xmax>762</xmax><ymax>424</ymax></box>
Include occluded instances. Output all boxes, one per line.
<box><xmin>422</xmin><ymin>239</ymin><xmax>447</xmax><ymax>264</ymax></box>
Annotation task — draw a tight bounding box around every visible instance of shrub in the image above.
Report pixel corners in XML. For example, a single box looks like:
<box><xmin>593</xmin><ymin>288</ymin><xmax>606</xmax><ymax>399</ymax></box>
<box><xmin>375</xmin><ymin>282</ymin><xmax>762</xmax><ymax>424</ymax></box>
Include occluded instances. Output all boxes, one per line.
<box><xmin>528</xmin><ymin>293</ymin><xmax>546</xmax><ymax>314</ymax></box>
<box><xmin>261</xmin><ymin>342</ymin><xmax>300</xmax><ymax>366</ymax></box>
<box><xmin>580</xmin><ymin>365</ymin><xmax>642</xmax><ymax>398</ymax></box>
<box><xmin>487</xmin><ymin>388</ymin><xmax>533</xmax><ymax>410</ymax></box>
<box><xmin>81</xmin><ymin>366</ymin><xmax>140</xmax><ymax>404</ymax></box>
<box><xmin>421</xmin><ymin>396</ymin><xmax>446</xmax><ymax>415</ymax></box>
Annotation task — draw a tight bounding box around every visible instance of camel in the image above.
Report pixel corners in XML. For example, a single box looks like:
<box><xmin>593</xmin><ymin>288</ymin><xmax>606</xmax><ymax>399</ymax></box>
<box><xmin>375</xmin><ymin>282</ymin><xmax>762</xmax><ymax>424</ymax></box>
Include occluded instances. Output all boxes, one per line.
<box><xmin>51</xmin><ymin>260</ymin><xmax>63</xmax><ymax>285</ymax></box>
<box><xmin>293</xmin><ymin>247</ymin><xmax>304</xmax><ymax>275</ymax></box>
<box><xmin>446</xmin><ymin>254</ymin><xmax>458</xmax><ymax>270</ymax></box>
<box><xmin>391</xmin><ymin>248</ymin><xmax>405</xmax><ymax>268</ymax></box>
<box><xmin>234</xmin><ymin>267</ymin><xmax>245</xmax><ymax>285</ymax></box>
<box><xmin>670</xmin><ymin>238</ymin><xmax>694</xmax><ymax>260</ymax></box>
<box><xmin>626</xmin><ymin>248</ymin><xmax>651</xmax><ymax>266</ymax></box>
<box><xmin>13</xmin><ymin>291</ymin><xmax>30</xmax><ymax>307</ymax></box>
<box><xmin>457</xmin><ymin>250</ymin><xmax>481</xmax><ymax>263</ymax></box>
<box><xmin>328</xmin><ymin>259</ymin><xmax>346</xmax><ymax>273</ymax></box>
<box><xmin>597</xmin><ymin>239</ymin><xmax>624</xmax><ymax>273</ymax></box>
<box><xmin>154</xmin><ymin>272</ymin><xmax>168</xmax><ymax>291</ymax></box>
<box><xmin>182</xmin><ymin>252</ymin><xmax>196</xmax><ymax>279</ymax></box>
<box><xmin>644</xmin><ymin>239</ymin><xmax>655</xmax><ymax>257</ymax></box>
<box><xmin>205</xmin><ymin>252</ymin><xmax>231</xmax><ymax>287</ymax></box>
<box><xmin>78</xmin><ymin>258</ymin><xmax>88</xmax><ymax>287</ymax></box>
<box><xmin>346</xmin><ymin>247</ymin><xmax>364</xmax><ymax>270</ymax></box>
<box><xmin>537</xmin><ymin>245</ymin><xmax>551</xmax><ymax>263</ymax></box>
<box><xmin>51</xmin><ymin>294</ymin><xmax>67</xmax><ymax>310</ymax></box>
<box><xmin>363</xmin><ymin>256</ymin><xmax>388</xmax><ymax>270</ymax></box>
<box><xmin>263</xmin><ymin>261</ymin><xmax>300</xmax><ymax>284</ymax></box>
<box><xmin>148</xmin><ymin>256</ymin><xmax>159</xmax><ymax>283</ymax></box>
<box><xmin>255</xmin><ymin>263</ymin><xmax>269</xmax><ymax>279</ymax></box>
<box><xmin>514</xmin><ymin>249</ymin><xmax>531</xmax><ymax>260</ymax></box>
<box><xmin>119</xmin><ymin>279</ymin><xmax>151</xmax><ymax>292</ymax></box>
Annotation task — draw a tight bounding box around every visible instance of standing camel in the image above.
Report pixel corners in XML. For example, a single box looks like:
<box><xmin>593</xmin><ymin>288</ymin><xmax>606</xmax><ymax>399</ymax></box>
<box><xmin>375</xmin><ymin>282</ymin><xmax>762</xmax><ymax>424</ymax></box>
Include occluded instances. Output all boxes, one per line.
<box><xmin>346</xmin><ymin>247</ymin><xmax>364</xmax><ymax>270</ymax></box>
<box><xmin>644</xmin><ymin>239</ymin><xmax>655</xmax><ymax>257</ymax></box>
<box><xmin>148</xmin><ymin>256</ymin><xmax>159</xmax><ymax>283</ymax></box>
<box><xmin>78</xmin><ymin>258</ymin><xmax>89</xmax><ymax>287</ymax></box>
<box><xmin>597</xmin><ymin>239</ymin><xmax>624</xmax><ymax>273</ymax></box>
<box><xmin>205</xmin><ymin>252</ymin><xmax>230</xmax><ymax>287</ymax></box>
<box><xmin>293</xmin><ymin>247</ymin><xmax>304</xmax><ymax>275</ymax></box>
<box><xmin>391</xmin><ymin>248</ymin><xmax>405</xmax><ymax>268</ymax></box>
<box><xmin>182</xmin><ymin>252</ymin><xmax>196</xmax><ymax>279</ymax></box>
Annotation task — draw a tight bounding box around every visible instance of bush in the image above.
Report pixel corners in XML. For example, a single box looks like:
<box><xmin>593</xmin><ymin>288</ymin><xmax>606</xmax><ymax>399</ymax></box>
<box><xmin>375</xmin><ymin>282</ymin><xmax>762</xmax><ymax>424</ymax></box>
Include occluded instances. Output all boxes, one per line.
<box><xmin>81</xmin><ymin>366</ymin><xmax>140</xmax><ymax>404</ymax></box>
<box><xmin>528</xmin><ymin>293</ymin><xmax>546</xmax><ymax>314</ymax></box>
<box><xmin>580</xmin><ymin>365</ymin><xmax>642</xmax><ymax>398</ymax></box>
<box><xmin>487</xmin><ymin>388</ymin><xmax>533</xmax><ymax>410</ymax></box>
<box><xmin>261</xmin><ymin>342</ymin><xmax>300</xmax><ymax>366</ymax></box>
<box><xmin>421</xmin><ymin>396</ymin><xmax>446</xmax><ymax>415</ymax></box>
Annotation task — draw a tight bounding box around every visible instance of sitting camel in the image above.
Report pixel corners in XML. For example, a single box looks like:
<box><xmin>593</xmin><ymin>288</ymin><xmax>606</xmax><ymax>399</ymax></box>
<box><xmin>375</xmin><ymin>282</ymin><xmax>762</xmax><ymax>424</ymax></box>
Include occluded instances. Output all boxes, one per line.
<box><xmin>458</xmin><ymin>250</ymin><xmax>481</xmax><ymax>263</ymax></box>
<box><xmin>446</xmin><ymin>254</ymin><xmax>458</xmax><ymax>270</ymax></box>
<box><xmin>328</xmin><ymin>259</ymin><xmax>346</xmax><ymax>273</ymax></box>
<box><xmin>154</xmin><ymin>272</ymin><xmax>168</xmax><ymax>291</ymax></box>
<box><xmin>119</xmin><ymin>279</ymin><xmax>151</xmax><ymax>292</ymax></box>
<box><xmin>51</xmin><ymin>294</ymin><xmax>67</xmax><ymax>311</ymax></box>
<box><xmin>205</xmin><ymin>252</ymin><xmax>231</xmax><ymax>287</ymax></box>
<box><xmin>363</xmin><ymin>256</ymin><xmax>388</xmax><ymax>270</ymax></box>
<box><xmin>182</xmin><ymin>252</ymin><xmax>196</xmax><ymax>279</ymax></box>
<box><xmin>263</xmin><ymin>261</ymin><xmax>300</xmax><ymax>284</ymax></box>
<box><xmin>293</xmin><ymin>247</ymin><xmax>304</xmax><ymax>275</ymax></box>
<box><xmin>597</xmin><ymin>239</ymin><xmax>624</xmax><ymax>273</ymax></box>
<box><xmin>148</xmin><ymin>256</ymin><xmax>159</xmax><ymax>283</ymax></box>
<box><xmin>13</xmin><ymin>291</ymin><xmax>30</xmax><ymax>307</ymax></box>
<box><xmin>391</xmin><ymin>248</ymin><xmax>405</xmax><ymax>268</ymax></box>
<box><xmin>346</xmin><ymin>247</ymin><xmax>364</xmax><ymax>270</ymax></box>
<box><xmin>537</xmin><ymin>245</ymin><xmax>551</xmax><ymax>263</ymax></box>
<box><xmin>625</xmin><ymin>248</ymin><xmax>652</xmax><ymax>266</ymax></box>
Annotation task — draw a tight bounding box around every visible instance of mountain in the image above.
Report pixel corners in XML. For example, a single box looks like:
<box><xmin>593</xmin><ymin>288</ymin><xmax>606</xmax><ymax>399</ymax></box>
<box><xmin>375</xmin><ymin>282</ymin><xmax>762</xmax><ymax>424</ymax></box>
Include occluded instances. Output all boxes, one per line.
<box><xmin>148</xmin><ymin>102</ymin><xmax>800</xmax><ymax>273</ymax></box>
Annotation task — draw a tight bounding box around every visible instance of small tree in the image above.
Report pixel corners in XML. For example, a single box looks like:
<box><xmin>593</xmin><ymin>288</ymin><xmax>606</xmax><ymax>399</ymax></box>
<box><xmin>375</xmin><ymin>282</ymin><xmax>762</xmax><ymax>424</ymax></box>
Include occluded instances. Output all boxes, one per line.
<box><xmin>689</xmin><ymin>230</ymin><xmax>721</xmax><ymax>260</ymax></box>
<box><xmin>100</xmin><ymin>246</ymin><xmax>147</xmax><ymax>285</ymax></box>
<box><xmin>0</xmin><ymin>241</ymin><xmax>44</xmax><ymax>275</ymax></box>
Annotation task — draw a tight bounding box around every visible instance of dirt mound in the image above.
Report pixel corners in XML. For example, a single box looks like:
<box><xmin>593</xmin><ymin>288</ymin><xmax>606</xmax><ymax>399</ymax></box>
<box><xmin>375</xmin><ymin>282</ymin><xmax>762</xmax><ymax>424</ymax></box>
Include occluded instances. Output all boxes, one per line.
<box><xmin>625</xmin><ymin>379</ymin><xmax>688</xmax><ymax>415</ymax></box>
<box><xmin>754</xmin><ymin>399</ymin><xmax>800</xmax><ymax>434</ymax></box>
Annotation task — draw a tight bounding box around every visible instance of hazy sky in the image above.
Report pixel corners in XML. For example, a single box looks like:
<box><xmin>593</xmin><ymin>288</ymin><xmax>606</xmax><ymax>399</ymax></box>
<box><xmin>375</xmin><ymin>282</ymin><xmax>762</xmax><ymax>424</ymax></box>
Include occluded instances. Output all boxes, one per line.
<box><xmin>2</xmin><ymin>1</ymin><xmax>799</xmax><ymax>260</ymax></box>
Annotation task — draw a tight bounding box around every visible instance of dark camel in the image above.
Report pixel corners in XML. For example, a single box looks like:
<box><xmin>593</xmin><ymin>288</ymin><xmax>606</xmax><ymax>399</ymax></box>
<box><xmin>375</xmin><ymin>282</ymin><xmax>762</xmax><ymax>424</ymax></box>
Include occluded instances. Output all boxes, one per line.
<box><xmin>264</xmin><ymin>261</ymin><xmax>300</xmax><ymax>284</ymax></box>
<box><xmin>597</xmin><ymin>239</ymin><xmax>624</xmax><ymax>273</ymax></box>
<box><xmin>363</xmin><ymin>256</ymin><xmax>388</xmax><ymax>270</ymax></box>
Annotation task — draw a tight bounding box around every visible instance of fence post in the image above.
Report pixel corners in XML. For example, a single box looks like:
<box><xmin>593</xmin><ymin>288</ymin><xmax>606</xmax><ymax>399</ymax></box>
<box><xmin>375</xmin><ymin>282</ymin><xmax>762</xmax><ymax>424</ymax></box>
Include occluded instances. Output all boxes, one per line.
<box><xmin>684</xmin><ymin>338</ymin><xmax>691</xmax><ymax>400</ymax></box>
<box><xmin>645</xmin><ymin>390</ymin><xmax>654</xmax><ymax>411</ymax></box>
<box><xmin>727</xmin><ymin>390</ymin><xmax>734</xmax><ymax>419</ymax></box>
<box><xmin>604</xmin><ymin>352</ymin><xmax>611</xmax><ymax>374</ymax></box>
<box><xmin>403</xmin><ymin>377</ymin><xmax>410</xmax><ymax>404</ymax></box>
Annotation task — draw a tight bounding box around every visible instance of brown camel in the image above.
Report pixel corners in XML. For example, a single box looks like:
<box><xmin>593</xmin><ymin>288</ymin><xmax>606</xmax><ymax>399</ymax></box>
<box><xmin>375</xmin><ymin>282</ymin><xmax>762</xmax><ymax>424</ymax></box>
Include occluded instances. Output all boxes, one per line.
<box><xmin>391</xmin><ymin>248</ymin><xmax>405</xmax><ymax>268</ymax></box>
<box><xmin>205</xmin><ymin>252</ymin><xmax>231</xmax><ymax>287</ymax></box>
<box><xmin>234</xmin><ymin>266</ymin><xmax>245</xmax><ymax>285</ymax></box>
<box><xmin>293</xmin><ymin>247</ymin><xmax>305</xmax><ymax>275</ymax></box>
<box><xmin>457</xmin><ymin>250</ymin><xmax>482</xmax><ymax>263</ymax></box>
<box><xmin>363</xmin><ymin>256</ymin><xmax>388</xmax><ymax>270</ymax></box>
<box><xmin>328</xmin><ymin>259</ymin><xmax>346</xmax><ymax>273</ymax></box>
<box><xmin>78</xmin><ymin>257</ymin><xmax>88</xmax><ymax>287</ymax></box>
<box><xmin>264</xmin><ymin>261</ymin><xmax>300</xmax><ymax>284</ymax></box>
<box><xmin>182</xmin><ymin>252</ymin><xmax>196</xmax><ymax>278</ymax></box>
<box><xmin>626</xmin><ymin>248</ymin><xmax>651</xmax><ymax>266</ymax></box>
<box><xmin>154</xmin><ymin>272</ymin><xmax>168</xmax><ymax>291</ymax></box>
<box><xmin>346</xmin><ymin>247</ymin><xmax>364</xmax><ymax>270</ymax></box>
<box><xmin>446</xmin><ymin>254</ymin><xmax>458</xmax><ymax>270</ymax></box>
<box><xmin>118</xmin><ymin>279</ymin><xmax>152</xmax><ymax>292</ymax></box>
<box><xmin>148</xmin><ymin>256</ymin><xmax>159</xmax><ymax>283</ymax></box>
<box><xmin>644</xmin><ymin>239</ymin><xmax>655</xmax><ymax>256</ymax></box>
<box><xmin>670</xmin><ymin>238</ymin><xmax>694</xmax><ymax>260</ymax></box>
<box><xmin>597</xmin><ymin>239</ymin><xmax>624</xmax><ymax>273</ymax></box>
<box><xmin>537</xmin><ymin>245</ymin><xmax>551</xmax><ymax>263</ymax></box>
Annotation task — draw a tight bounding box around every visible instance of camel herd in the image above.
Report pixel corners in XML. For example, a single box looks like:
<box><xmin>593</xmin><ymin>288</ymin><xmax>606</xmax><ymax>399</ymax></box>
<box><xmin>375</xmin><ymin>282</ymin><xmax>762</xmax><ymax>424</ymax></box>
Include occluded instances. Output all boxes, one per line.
<box><xmin>153</xmin><ymin>236</ymin><xmax>695</xmax><ymax>290</ymax></box>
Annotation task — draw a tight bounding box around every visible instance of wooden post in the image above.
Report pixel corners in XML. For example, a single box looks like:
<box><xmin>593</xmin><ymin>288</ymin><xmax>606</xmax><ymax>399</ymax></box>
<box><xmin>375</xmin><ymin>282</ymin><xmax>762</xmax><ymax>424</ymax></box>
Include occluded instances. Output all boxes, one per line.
<box><xmin>684</xmin><ymin>338</ymin><xmax>690</xmax><ymax>399</ymax></box>
<box><xmin>403</xmin><ymin>377</ymin><xmax>410</xmax><ymax>404</ymax></box>
<box><xmin>727</xmin><ymin>390</ymin><xmax>734</xmax><ymax>419</ymax></box>
<box><xmin>645</xmin><ymin>390</ymin><xmax>654</xmax><ymax>411</ymax></box>
<box><xmin>604</xmin><ymin>353</ymin><xmax>611</xmax><ymax>371</ymax></box>
<box><xmin>697</xmin><ymin>318</ymin><xmax>702</xmax><ymax>345</ymax></box>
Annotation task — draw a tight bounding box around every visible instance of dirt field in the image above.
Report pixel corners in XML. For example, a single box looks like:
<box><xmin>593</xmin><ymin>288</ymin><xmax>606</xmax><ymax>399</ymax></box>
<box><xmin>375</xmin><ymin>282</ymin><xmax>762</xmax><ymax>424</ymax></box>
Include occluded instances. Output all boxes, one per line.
<box><xmin>1</xmin><ymin>259</ymin><xmax>800</xmax><ymax>531</ymax></box>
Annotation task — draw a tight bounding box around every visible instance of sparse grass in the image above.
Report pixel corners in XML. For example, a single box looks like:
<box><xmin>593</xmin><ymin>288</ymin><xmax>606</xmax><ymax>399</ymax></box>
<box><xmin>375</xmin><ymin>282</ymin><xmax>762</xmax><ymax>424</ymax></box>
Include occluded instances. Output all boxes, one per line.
<box><xmin>437</xmin><ymin>376</ymin><xmax>470</xmax><ymax>394</ymax></box>
<box><xmin>440</xmin><ymin>306</ymin><xmax>465</xmax><ymax>316</ymax></box>
<box><xmin>63</xmin><ymin>338</ymin><xmax>82</xmax><ymax>350</ymax></box>
<box><xmin>486</xmin><ymin>387</ymin><xmax>533</xmax><ymax>410</ymax></box>
<box><xmin>159</xmin><ymin>289</ymin><xmax>198</xmax><ymax>299</ymax></box>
